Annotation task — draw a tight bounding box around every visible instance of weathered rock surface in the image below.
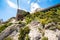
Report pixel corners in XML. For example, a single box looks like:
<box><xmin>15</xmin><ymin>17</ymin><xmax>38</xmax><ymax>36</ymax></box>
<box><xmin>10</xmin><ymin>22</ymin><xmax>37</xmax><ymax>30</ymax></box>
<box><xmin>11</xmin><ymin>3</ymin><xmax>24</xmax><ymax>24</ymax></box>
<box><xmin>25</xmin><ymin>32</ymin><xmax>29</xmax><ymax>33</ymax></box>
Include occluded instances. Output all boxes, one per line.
<box><xmin>44</xmin><ymin>30</ymin><xmax>58</xmax><ymax>40</ymax></box>
<box><xmin>28</xmin><ymin>21</ymin><xmax>42</xmax><ymax>40</ymax></box>
<box><xmin>28</xmin><ymin>21</ymin><xmax>60</xmax><ymax>40</ymax></box>
<box><xmin>43</xmin><ymin>29</ymin><xmax>60</xmax><ymax>40</ymax></box>
<box><xmin>55</xmin><ymin>29</ymin><xmax>60</xmax><ymax>40</ymax></box>
<box><xmin>0</xmin><ymin>24</ymin><xmax>21</xmax><ymax>40</ymax></box>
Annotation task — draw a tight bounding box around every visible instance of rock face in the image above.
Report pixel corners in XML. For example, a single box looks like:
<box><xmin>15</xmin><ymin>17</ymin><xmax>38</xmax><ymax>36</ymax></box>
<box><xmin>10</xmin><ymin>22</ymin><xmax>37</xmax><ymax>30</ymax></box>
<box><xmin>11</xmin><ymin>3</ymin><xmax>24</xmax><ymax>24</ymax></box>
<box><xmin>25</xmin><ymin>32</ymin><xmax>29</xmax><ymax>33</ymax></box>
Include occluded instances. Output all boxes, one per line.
<box><xmin>28</xmin><ymin>21</ymin><xmax>42</xmax><ymax>40</ymax></box>
<box><xmin>0</xmin><ymin>24</ymin><xmax>21</xmax><ymax>40</ymax></box>
<box><xmin>44</xmin><ymin>29</ymin><xmax>60</xmax><ymax>40</ymax></box>
<box><xmin>0</xmin><ymin>24</ymin><xmax>16</xmax><ymax>40</ymax></box>
<box><xmin>28</xmin><ymin>21</ymin><xmax>60</xmax><ymax>40</ymax></box>
<box><xmin>56</xmin><ymin>29</ymin><xmax>60</xmax><ymax>40</ymax></box>
<box><xmin>44</xmin><ymin>30</ymin><xmax>58</xmax><ymax>40</ymax></box>
<box><xmin>9</xmin><ymin>30</ymin><xmax>19</xmax><ymax>40</ymax></box>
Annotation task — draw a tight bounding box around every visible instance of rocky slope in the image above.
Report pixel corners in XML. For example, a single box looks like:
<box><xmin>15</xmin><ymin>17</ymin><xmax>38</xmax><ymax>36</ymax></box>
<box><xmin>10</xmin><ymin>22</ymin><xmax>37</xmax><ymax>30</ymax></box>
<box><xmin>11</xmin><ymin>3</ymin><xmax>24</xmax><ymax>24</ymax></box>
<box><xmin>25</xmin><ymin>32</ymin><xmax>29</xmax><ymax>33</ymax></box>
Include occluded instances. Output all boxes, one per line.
<box><xmin>0</xmin><ymin>4</ymin><xmax>60</xmax><ymax>40</ymax></box>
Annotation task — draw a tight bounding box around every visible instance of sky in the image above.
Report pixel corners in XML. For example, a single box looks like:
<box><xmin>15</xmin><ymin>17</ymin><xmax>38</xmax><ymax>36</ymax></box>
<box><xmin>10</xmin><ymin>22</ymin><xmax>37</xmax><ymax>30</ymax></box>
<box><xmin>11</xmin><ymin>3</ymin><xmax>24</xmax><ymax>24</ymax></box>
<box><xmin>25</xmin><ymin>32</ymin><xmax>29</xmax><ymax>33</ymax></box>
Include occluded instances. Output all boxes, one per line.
<box><xmin>0</xmin><ymin>0</ymin><xmax>60</xmax><ymax>21</ymax></box>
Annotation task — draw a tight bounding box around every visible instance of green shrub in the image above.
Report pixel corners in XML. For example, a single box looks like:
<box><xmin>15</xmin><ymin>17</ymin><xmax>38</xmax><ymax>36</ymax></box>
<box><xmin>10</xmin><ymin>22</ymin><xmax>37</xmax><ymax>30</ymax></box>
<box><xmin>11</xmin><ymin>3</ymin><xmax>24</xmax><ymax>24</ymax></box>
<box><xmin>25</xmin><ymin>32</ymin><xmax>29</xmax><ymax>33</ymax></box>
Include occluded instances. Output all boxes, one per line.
<box><xmin>4</xmin><ymin>37</ymin><xmax>12</xmax><ymax>40</ymax></box>
<box><xmin>0</xmin><ymin>23</ymin><xmax>12</xmax><ymax>33</ymax></box>
<box><xmin>25</xmin><ymin>17</ymin><xmax>32</xmax><ymax>24</ymax></box>
<box><xmin>25</xmin><ymin>34</ymin><xmax>30</xmax><ymax>40</ymax></box>
<box><xmin>23</xmin><ymin>27</ymin><xmax>30</xmax><ymax>34</ymax></box>
<box><xmin>18</xmin><ymin>21</ymin><xmax>22</xmax><ymax>24</ymax></box>
<box><xmin>38</xmin><ymin>27</ymin><xmax>42</xmax><ymax>31</ymax></box>
<box><xmin>0</xmin><ymin>24</ymin><xmax>7</xmax><ymax>33</ymax></box>
<box><xmin>6</xmin><ymin>23</ymin><xmax>12</xmax><ymax>26</ymax></box>
<box><xmin>57</xmin><ymin>25</ymin><xmax>60</xmax><ymax>30</ymax></box>
<box><xmin>42</xmin><ymin>32</ymin><xmax>45</xmax><ymax>36</ymax></box>
<box><xmin>49</xmin><ymin>26</ymin><xmax>56</xmax><ymax>30</ymax></box>
<box><xmin>42</xmin><ymin>37</ymin><xmax>48</xmax><ymax>40</ymax></box>
<box><xmin>18</xmin><ymin>26</ymin><xmax>30</xmax><ymax>40</ymax></box>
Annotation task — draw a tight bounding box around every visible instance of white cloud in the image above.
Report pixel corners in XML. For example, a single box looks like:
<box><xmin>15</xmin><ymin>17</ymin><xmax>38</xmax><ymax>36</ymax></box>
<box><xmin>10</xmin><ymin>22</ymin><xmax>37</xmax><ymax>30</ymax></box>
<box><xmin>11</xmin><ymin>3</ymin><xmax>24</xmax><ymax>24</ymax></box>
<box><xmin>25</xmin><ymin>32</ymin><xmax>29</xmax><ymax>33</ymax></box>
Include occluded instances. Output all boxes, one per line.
<box><xmin>30</xmin><ymin>2</ymin><xmax>41</xmax><ymax>13</ymax></box>
<box><xmin>7</xmin><ymin>0</ymin><xmax>20</xmax><ymax>9</ymax></box>
<box><xmin>27</xmin><ymin>0</ymin><xmax>30</xmax><ymax>4</ymax></box>
<box><xmin>22</xmin><ymin>9</ymin><xmax>27</xmax><ymax>12</ymax></box>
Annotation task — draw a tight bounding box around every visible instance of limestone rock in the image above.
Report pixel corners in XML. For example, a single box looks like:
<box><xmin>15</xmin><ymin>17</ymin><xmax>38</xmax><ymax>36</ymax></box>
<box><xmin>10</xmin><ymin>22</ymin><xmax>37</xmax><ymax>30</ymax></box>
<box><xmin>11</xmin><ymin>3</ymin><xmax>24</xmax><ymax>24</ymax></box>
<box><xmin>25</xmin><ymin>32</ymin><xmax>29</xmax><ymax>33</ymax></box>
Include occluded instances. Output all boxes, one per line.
<box><xmin>28</xmin><ymin>21</ymin><xmax>42</xmax><ymax>40</ymax></box>
<box><xmin>44</xmin><ymin>30</ymin><xmax>58</xmax><ymax>40</ymax></box>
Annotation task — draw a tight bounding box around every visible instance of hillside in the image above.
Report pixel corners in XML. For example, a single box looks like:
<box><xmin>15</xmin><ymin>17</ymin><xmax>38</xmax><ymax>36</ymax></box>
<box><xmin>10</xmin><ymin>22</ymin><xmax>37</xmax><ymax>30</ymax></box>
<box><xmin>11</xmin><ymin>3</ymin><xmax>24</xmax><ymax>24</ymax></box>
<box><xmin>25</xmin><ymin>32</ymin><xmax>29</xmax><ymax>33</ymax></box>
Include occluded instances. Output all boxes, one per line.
<box><xmin>0</xmin><ymin>4</ymin><xmax>60</xmax><ymax>40</ymax></box>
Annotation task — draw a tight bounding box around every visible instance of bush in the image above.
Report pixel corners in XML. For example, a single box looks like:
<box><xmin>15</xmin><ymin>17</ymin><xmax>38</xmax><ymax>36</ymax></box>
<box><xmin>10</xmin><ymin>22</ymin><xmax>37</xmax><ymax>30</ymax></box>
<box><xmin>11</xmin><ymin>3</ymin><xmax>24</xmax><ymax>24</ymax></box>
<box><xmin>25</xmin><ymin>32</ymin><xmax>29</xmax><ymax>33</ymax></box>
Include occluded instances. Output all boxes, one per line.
<box><xmin>25</xmin><ymin>17</ymin><xmax>32</xmax><ymax>24</ymax></box>
<box><xmin>23</xmin><ymin>27</ymin><xmax>30</xmax><ymax>34</ymax></box>
<box><xmin>4</xmin><ymin>37</ymin><xmax>12</xmax><ymax>40</ymax></box>
<box><xmin>38</xmin><ymin>27</ymin><xmax>42</xmax><ymax>31</ymax></box>
<box><xmin>18</xmin><ymin>20</ymin><xmax>22</xmax><ymax>24</ymax></box>
<box><xmin>0</xmin><ymin>23</ymin><xmax>12</xmax><ymax>33</ymax></box>
<box><xmin>18</xmin><ymin>26</ymin><xmax>30</xmax><ymax>40</ymax></box>
<box><xmin>18</xmin><ymin>20</ymin><xmax>27</xmax><ymax>27</ymax></box>
<box><xmin>42</xmin><ymin>37</ymin><xmax>48</xmax><ymax>40</ymax></box>
<box><xmin>6</xmin><ymin>23</ymin><xmax>12</xmax><ymax>26</ymax></box>
<box><xmin>0</xmin><ymin>24</ymin><xmax>7</xmax><ymax>33</ymax></box>
<box><xmin>49</xmin><ymin>26</ymin><xmax>56</xmax><ymax>30</ymax></box>
<box><xmin>42</xmin><ymin>32</ymin><xmax>45</xmax><ymax>36</ymax></box>
<box><xmin>57</xmin><ymin>25</ymin><xmax>60</xmax><ymax>30</ymax></box>
<box><xmin>25</xmin><ymin>34</ymin><xmax>30</xmax><ymax>40</ymax></box>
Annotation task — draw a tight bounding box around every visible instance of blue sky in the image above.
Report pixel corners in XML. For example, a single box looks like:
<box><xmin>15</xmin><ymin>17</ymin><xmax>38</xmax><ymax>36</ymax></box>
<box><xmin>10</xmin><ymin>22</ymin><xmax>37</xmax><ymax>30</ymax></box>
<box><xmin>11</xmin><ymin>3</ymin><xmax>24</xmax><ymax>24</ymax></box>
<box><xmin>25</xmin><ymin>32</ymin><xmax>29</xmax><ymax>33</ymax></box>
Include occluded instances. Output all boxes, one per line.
<box><xmin>0</xmin><ymin>0</ymin><xmax>60</xmax><ymax>21</ymax></box>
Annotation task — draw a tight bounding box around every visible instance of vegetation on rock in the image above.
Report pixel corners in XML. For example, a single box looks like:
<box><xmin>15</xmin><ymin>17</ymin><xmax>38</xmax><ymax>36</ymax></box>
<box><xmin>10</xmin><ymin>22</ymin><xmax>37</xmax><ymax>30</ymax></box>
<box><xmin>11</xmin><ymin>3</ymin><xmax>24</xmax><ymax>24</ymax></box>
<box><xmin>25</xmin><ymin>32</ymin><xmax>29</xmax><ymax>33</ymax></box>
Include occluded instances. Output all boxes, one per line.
<box><xmin>42</xmin><ymin>37</ymin><xmax>48</xmax><ymax>40</ymax></box>
<box><xmin>4</xmin><ymin>37</ymin><xmax>12</xmax><ymax>40</ymax></box>
<box><xmin>0</xmin><ymin>22</ymin><xmax>12</xmax><ymax>33</ymax></box>
<box><xmin>18</xmin><ymin>26</ymin><xmax>30</xmax><ymax>40</ymax></box>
